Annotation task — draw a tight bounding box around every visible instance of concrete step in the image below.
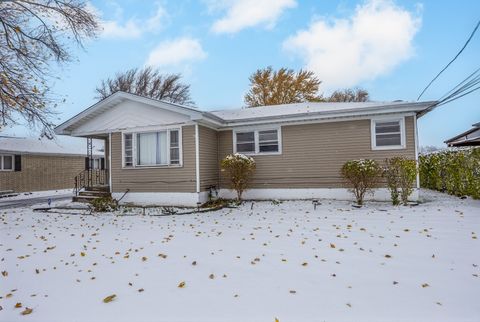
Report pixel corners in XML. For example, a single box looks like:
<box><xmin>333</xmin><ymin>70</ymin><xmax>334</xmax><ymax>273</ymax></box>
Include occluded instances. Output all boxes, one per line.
<box><xmin>85</xmin><ymin>185</ymin><xmax>110</xmax><ymax>192</ymax></box>
<box><xmin>72</xmin><ymin>195</ymin><xmax>99</xmax><ymax>203</ymax></box>
<box><xmin>79</xmin><ymin>190</ymin><xmax>110</xmax><ymax>197</ymax></box>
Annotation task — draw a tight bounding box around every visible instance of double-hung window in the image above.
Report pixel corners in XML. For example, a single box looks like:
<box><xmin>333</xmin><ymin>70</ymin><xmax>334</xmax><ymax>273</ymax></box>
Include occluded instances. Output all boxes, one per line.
<box><xmin>371</xmin><ymin>118</ymin><xmax>405</xmax><ymax>150</ymax></box>
<box><xmin>123</xmin><ymin>129</ymin><xmax>181</xmax><ymax>167</ymax></box>
<box><xmin>0</xmin><ymin>155</ymin><xmax>13</xmax><ymax>171</ymax></box>
<box><xmin>234</xmin><ymin>128</ymin><xmax>281</xmax><ymax>155</ymax></box>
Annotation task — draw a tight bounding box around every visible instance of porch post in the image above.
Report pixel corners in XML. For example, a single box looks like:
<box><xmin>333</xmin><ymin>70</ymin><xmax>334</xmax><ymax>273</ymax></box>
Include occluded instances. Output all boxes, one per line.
<box><xmin>195</xmin><ymin>124</ymin><xmax>200</xmax><ymax>199</ymax></box>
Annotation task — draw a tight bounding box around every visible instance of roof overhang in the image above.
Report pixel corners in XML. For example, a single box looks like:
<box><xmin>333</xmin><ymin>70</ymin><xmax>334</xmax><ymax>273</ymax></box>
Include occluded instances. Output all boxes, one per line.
<box><xmin>54</xmin><ymin>91</ymin><xmax>222</xmax><ymax>136</ymax></box>
<box><xmin>55</xmin><ymin>92</ymin><xmax>437</xmax><ymax>136</ymax></box>
<box><xmin>218</xmin><ymin>101</ymin><xmax>437</xmax><ymax>127</ymax></box>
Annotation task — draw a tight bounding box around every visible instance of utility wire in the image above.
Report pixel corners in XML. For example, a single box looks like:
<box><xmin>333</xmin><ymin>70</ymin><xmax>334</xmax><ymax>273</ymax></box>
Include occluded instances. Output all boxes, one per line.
<box><xmin>417</xmin><ymin>19</ymin><xmax>480</xmax><ymax>101</ymax></box>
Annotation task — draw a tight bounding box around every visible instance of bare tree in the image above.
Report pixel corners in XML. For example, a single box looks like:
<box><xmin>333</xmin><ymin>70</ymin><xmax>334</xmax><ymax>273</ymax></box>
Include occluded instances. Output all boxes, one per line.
<box><xmin>95</xmin><ymin>67</ymin><xmax>194</xmax><ymax>105</ymax></box>
<box><xmin>0</xmin><ymin>0</ymin><xmax>99</xmax><ymax>138</ymax></box>
<box><xmin>326</xmin><ymin>88</ymin><xmax>369</xmax><ymax>102</ymax></box>
<box><xmin>244</xmin><ymin>67</ymin><xmax>323</xmax><ymax>107</ymax></box>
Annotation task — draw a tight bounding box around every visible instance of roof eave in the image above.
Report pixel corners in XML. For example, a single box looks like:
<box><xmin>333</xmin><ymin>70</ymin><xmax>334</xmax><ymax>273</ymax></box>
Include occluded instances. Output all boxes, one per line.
<box><xmin>220</xmin><ymin>101</ymin><xmax>436</xmax><ymax>127</ymax></box>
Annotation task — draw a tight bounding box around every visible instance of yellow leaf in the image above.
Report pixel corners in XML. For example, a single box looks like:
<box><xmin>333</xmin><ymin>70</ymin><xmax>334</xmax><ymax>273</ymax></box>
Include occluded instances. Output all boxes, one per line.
<box><xmin>21</xmin><ymin>307</ymin><xmax>33</xmax><ymax>315</ymax></box>
<box><xmin>103</xmin><ymin>294</ymin><xmax>116</xmax><ymax>303</ymax></box>
<box><xmin>80</xmin><ymin>252</ymin><xmax>86</xmax><ymax>257</ymax></box>
<box><xmin>275</xmin><ymin>318</ymin><xmax>280</xmax><ymax>322</ymax></box>
<box><xmin>142</xmin><ymin>256</ymin><xmax>147</xmax><ymax>262</ymax></box>
<box><xmin>178</xmin><ymin>281</ymin><xmax>186</xmax><ymax>288</ymax></box>
<box><xmin>15</xmin><ymin>302</ymin><xmax>22</xmax><ymax>308</ymax></box>
<box><xmin>330</xmin><ymin>243</ymin><xmax>336</xmax><ymax>248</ymax></box>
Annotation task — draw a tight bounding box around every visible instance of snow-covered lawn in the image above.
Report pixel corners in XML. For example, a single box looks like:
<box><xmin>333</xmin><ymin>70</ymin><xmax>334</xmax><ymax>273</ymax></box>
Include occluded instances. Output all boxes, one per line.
<box><xmin>1</xmin><ymin>190</ymin><xmax>479</xmax><ymax>322</ymax></box>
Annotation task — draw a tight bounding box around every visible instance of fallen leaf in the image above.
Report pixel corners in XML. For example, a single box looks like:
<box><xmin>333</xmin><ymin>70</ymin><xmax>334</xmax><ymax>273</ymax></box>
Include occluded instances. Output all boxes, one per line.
<box><xmin>15</xmin><ymin>302</ymin><xmax>22</xmax><ymax>308</ymax></box>
<box><xmin>178</xmin><ymin>281</ymin><xmax>186</xmax><ymax>288</ymax></box>
<box><xmin>21</xmin><ymin>307</ymin><xmax>33</xmax><ymax>315</ymax></box>
<box><xmin>103</xmin><ymin>294</ymin><xmax>116</xmax><ymax>303</ymax></box>
<box><xmin>422</xmin><ymin>283</ymin><xmax>430</xmax><ymax>288</ymax></box>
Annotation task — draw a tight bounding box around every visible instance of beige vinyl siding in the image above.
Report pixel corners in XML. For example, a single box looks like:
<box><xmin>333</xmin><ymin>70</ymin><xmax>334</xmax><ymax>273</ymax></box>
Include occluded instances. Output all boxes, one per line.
<box><xmin>110</xmin><ymin>126</ymin><xmax>196</xmax><ymax>193</ymax></box>
<box><xmin>218</xmin><ymin>117</ymin><xmax>416</xmax><ymax>189</ymax></box>
<box><xmin>0</xmin><ymin>154</ymin><xmax>85</xmax><ymax>192</ymax></box>
<box><xmin>199</xmin><ymin>125</ymin><xmax>219</xmax><ymax>191</ymax></box>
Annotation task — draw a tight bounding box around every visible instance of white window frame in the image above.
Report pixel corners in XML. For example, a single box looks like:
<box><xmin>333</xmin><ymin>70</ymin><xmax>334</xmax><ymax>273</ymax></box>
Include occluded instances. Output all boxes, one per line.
<box><xmin>121</xmin><ymin>127</ymin><xmax>183</xmax><ymax>168</ymax></box>
<box><xmin>371</xmin><ymin>117</ymin><xmax>406</xmax><ymax>150</ymax></box>
<box><xmin>233</xmin><ymin>126</ymin><xmax>282</xmax><ymax>155</ymax></box>
<box><xmin>0</xmin><ymin>154</ymin><xmax>14</xmax><ymax>171</ymax></box>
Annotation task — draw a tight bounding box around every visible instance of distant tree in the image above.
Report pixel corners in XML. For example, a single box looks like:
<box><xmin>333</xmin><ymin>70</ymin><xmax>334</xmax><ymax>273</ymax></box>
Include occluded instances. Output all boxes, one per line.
<box><xmin>326</xmin><ymin>88</ymin><xmax>369</xmax><ymax>102</ymax></box>
<box><xmin>95</xmin><ymin>67</ymin><xmax>193</xmax><ymax>105</ymax></box>
<box><xmin>244</xmin><ymin>67</ymin><xmax>322</xmax><ymax>107</ymax></box>
<box><xmin>0</xmin><ymin>0</ymin><xmax>99</xmax><ymax>138</ymax></box>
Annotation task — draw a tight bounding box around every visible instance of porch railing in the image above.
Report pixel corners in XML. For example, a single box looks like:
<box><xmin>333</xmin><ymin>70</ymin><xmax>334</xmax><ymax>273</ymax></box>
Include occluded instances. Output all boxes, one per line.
<box><xmin>74</xmin><ymin>169</ymin><xmax>108</xmax><ymax>196</ymax></box>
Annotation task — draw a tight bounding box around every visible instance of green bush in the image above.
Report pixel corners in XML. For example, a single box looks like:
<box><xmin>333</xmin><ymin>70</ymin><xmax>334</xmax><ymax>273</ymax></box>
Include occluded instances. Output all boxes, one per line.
<box><xmin>341</xmin><ymin>159</ymin><xmax>382</xmax><ymax>206</ymax></box>
<box><xmin>384</xmin><ymin>157</ymin><xmax>417</xmax><ymax>205</ymax></box>
<box><xmin>90</xmin><ymin>196</ymin><xmax>118</xmax><ymax>212</ymax></box>
<box><xmin>419</xmin><ymin>148</ymin><xmax>480</xmax><ymax>199</ymax></box>
<box><xmin>221</xmin><ymin>153</ymin><xmax>256</xmax><ymax>201</ymax></box>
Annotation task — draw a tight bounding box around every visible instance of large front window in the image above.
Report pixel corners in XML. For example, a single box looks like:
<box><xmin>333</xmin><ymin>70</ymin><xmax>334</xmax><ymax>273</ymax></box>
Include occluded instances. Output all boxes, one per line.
<box><xmin>123</xmin><ymin>129</ymin><xmax>181</xmax><ymax>167</ymax></box>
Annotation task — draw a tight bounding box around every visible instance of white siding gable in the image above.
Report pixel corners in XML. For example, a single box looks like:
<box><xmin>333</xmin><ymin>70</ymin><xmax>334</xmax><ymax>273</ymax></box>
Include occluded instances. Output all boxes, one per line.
<box><xmin>72</xmin><ymin>100</ymin><xmax>191</xmax><ymax>135</ymax></box>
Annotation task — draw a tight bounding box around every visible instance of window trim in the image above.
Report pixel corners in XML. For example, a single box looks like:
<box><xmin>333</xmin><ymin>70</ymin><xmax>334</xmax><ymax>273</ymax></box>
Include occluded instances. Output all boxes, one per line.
<box><xmin>371</xmin><ymin>117</ymin><xmax>406</xmax><ymax>150</ymax></box>
<box><xmin>233</xmin><ymin>126</ymin><xmax>282</xmax><ymax>155</ymax></box>
<box><xmin>121</xmin><ymin>127</ymin><xmax>183</xmax><ymax>169</ymax></box>
<box><xmin>0</xmin><ymin>154</ymin><xmax>14</xmax><ymax>171</ymax></box>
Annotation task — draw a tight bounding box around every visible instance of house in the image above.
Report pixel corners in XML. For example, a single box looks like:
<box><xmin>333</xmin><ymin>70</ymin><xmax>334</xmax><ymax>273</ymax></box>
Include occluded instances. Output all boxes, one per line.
<box><xmin>0</xmin><ymin>136</ymin><xmax>104</xmax><ymax>193</ymax></box>
<box><xmin>444</xmin><ymin>122</ymin><xmax>480</xmax><ymax>147</ymax></box>
<box><xmin>54</xmin><ymin>91</ymin><xmax>436</xmax><ymax>206</ymax></box>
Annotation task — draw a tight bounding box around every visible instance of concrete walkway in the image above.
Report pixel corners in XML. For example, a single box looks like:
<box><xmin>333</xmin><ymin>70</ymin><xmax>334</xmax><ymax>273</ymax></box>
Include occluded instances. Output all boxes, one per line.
<box><xmin>0</xmin><ymin>193</ymin><xmax>72</xmax><ymax>210</ymax></box>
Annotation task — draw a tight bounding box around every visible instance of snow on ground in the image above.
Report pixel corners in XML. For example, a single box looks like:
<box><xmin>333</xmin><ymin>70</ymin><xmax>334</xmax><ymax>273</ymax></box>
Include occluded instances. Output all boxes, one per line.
<box><xmin>0</xmin><ymin>189</ymin><xmax>73</xmax><ymax>202</ymax></box>
<box><xmin>0</xmin><ymin>190</ymin><xmax>479</xmax><ymax>322</ymax></box>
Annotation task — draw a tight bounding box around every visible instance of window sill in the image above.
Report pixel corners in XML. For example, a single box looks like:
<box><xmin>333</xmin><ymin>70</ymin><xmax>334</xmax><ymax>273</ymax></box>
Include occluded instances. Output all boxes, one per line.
<box><xmin>122</xmin><ymin>164</ymin><xmax>183</xmax><ymax>170</ymax></box>
<box><xmin>238</xmin><ymin>152</ymin><xmax>282</xmax><ymax>156</ymax></box>
<box><xmin>371</xmin><ymin>145</ymin><xmax>406</xmax><ymax>151</ymax></box>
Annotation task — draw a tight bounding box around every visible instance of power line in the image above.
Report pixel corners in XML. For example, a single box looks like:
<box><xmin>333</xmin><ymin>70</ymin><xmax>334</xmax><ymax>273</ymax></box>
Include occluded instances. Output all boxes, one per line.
<box><xmin>417</xmin><ymin>19</ymin><xmax>480</xmax><ymax>101</ymax></box>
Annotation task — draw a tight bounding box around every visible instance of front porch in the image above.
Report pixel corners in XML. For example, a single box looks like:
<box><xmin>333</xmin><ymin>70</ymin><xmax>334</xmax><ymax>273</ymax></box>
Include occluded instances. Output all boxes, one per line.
<box><xmin>72</xmin><ymin>135</ymin><xmax>111</xmax><ymax>202</ymax></box>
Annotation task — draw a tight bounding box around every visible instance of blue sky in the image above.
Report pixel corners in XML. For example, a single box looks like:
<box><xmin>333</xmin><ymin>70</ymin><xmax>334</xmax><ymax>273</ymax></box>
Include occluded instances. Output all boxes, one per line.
<box><xmin>5</xmin><ymin>0</ymin><xmax>480</xmax><ymax>147</ymax></box>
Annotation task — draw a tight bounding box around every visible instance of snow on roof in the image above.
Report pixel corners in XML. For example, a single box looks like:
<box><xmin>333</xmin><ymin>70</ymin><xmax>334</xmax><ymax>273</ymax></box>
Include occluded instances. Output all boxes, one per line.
<box><xmin>208</xmin><ymin>101</ymin><xmax>434</xmax><ymax>122</ymax></box>
<box><xmin>0</xmin><ymin>136</ymin><xmax>103</xmax><ymax>156</ymax></box>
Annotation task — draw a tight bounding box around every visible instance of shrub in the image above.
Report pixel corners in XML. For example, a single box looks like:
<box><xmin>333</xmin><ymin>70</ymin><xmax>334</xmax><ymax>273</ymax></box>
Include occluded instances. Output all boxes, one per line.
<box><xmin>90</xmin><ymin>196</ymin><xmax>118</xmax><ymax>212</ymax></box>
<box><xmin>341</xmin><ymin>159</ymin><xmax>382</xmax><ymax>205</ymax></box>
<box><xmin>419</xmin><ymin>148</ymin><xmax>480</xmax><ymax>199</ymax></box>
<box><xmin>221</xmin><ymin>153</ymin><xmax>256</xmax><ymax>201</ymax></box>
<box><xmin>384</xmin><ymin>157</ymin><xmax>417</xmax><ymax>205</ymax></box>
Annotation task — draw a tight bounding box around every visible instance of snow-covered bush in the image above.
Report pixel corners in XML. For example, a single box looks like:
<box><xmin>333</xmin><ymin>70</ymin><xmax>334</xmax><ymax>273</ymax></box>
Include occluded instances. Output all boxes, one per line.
<box><xmin>341</xmin><ymin>159</ymin><xmax>382</xmax><ymax>205</ymax></box>
<box><xmin>90</xmin><ymin>196</ymin><xmax>118</xmax><ymax>212</ymax></box>
<box><xmin>419</xmin><ymin>148</ymin><xmax>480</xmax><ymax>199</ymax></box>
<box><xmin>384</xmin><ymin>157</ymin><xmax>417</xmax><ymax>205</ymax></box>
<box><xmin>221</xmin><ymin>153</ymin><xmax>256</xmax><ymax>201</ymax></box>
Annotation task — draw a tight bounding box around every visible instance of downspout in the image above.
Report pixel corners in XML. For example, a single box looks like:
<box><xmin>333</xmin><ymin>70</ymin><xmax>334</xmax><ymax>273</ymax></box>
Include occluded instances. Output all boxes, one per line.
<box><xmin>109</xmin><ymin>132</ymin><xmax>112</xmax><ymax>193</ymax></box>
<box><xmin>195</xmin><ymin>124</ymin><xmax>200</xmax><ymax>203</ymax></box>
<box><xmin>414</xmin><ymin>114</ymin><xmax>420</xmax><ymax>190</ymax></box>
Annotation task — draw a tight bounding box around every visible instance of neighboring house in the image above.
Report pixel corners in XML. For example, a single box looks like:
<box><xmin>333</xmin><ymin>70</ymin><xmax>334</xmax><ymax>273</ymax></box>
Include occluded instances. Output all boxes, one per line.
<box><xmin>54</xmin><ymin>91</ymin><xmax>436</xmax><ymax>206</ymax></box>
<box><xmin>0</xmin><ymin>136</ymin><xmax>104</xmax><ymax>193</ymax></box>
<box><xmin>444</xmin><ymin>122</ymin><xmax>480</xmax><ymax>147</ymax></box>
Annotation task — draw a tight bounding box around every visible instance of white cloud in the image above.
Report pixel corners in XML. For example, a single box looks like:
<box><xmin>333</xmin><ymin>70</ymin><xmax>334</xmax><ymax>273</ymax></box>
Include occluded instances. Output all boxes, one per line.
<box><xmin>101</xmin><ymin>19</ymin><xmax>143</xmax><ymax>39</ymax></box>
<box><xmin>87</xmin><ymin>2</ymin><xmax>168</xmax><ymax>39</ymax></box>
<box><xmin>209</xmin><ymin>0</ymin><xmax>297</xmax><ymax>34</ymax></box>
<box><xmin>146</xmin><ymin>37</ymin><xmax>207</xmax><ymax>67</ymax></box>
<box><xmin>283</xmin><ymin>0</ymin><xmax>421</xmax><ymax>89</ymax></box>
